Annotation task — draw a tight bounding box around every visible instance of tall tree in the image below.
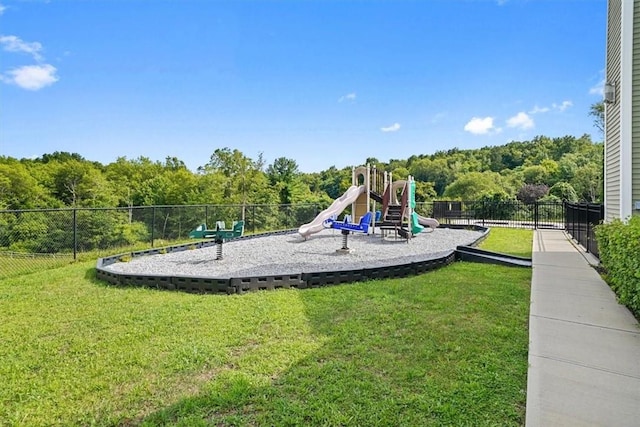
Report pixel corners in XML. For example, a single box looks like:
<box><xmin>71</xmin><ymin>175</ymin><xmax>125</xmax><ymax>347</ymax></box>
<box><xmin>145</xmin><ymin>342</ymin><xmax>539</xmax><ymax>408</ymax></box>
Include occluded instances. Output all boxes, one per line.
<box><xmin>409</xmin><ymin>158</ymin><xmax>454</xmax><ymax>196</ymax></box>
<box><xmin>589</xmin><ymin>102</ymin><xmax>604</xmax><ymax>137</ymax></box>
<box><xmin>573</xmin><ymin>164</ymin><xmax>603</xmax><ymax>202</ymax></box>
<box><xmin>200</xmin><ymin>148</ymin><xmax>268</xmax><ymax>219</ymax></box>
<box><xmin>38</xmin><ymin>151</ymin><xmax>87</xmax><ymax>164</ymax></box>
<box><xmin>267</xmin><ymin>157</ymin><xmax>299</xmax><ymax>185</ymax></box>
<box><xmin>105</xmin><ymin>156</ymin><xmax>165</xmax><ymax>212</ymax></box>
<box><xmin>318</xmin><ymin>166</ymin><xmax>351</xmax><ymax>199</ymax></box>
<box><xmin>0</xmin><ymin>161</ymin><xmax>50</xmax><ymax>209</ymax></box>
<box><xmin>267</xmin><ymin>157</ymin><xmax>301</xmax><ymax>205</ymax></box>
<box><xmin>443</xmin><ymin>171</ymin><xmax>514</xmax><ymax>201</ymax></box>
<box><xmin>49</xmin><ymin>160</ymin><xmax>116</xmax><ymax>207</ymax></box>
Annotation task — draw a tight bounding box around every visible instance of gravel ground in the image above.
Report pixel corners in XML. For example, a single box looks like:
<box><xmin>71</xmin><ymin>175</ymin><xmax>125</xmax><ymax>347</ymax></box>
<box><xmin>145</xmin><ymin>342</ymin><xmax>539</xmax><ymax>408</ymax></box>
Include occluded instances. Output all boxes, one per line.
<box><xmin>103</xmin><ymin>227</ymin><xmax>484</xmax><ymax>278</ymax></box>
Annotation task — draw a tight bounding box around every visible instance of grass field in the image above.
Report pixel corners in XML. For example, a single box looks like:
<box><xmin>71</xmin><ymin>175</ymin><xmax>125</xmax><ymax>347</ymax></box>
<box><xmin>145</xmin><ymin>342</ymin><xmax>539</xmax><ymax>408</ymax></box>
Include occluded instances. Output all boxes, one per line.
<box><xmin>479</xmin><ymin>227</ymin><xmax>533</xmax><ymax>258</ymax></box>
<box><xmin>0</xmin><ymin>238</ymin><xmax>190</xmax><ymax>281</ymax></box>
<box><xmin>0</xmin><ymin>227</ymin><xmax>532</xmax><ymax>426</ymax></box>
<box><xmin>0</xmin><ymin>253</ymin><xmax>73</xmax><ymax>280</ymax></box>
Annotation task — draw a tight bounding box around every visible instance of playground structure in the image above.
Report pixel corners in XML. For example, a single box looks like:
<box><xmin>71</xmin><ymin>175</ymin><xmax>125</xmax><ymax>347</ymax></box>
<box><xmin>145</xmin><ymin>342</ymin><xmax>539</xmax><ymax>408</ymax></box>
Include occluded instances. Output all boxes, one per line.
<box><xmin>189</xmin><ymin>220</ymin><xmax>245</xmax><ymax>260</ymax></box>
<box><xmin>298</xmin><ymin>165</ymin><xmax>439</xmax><ymax>240</ymax></box>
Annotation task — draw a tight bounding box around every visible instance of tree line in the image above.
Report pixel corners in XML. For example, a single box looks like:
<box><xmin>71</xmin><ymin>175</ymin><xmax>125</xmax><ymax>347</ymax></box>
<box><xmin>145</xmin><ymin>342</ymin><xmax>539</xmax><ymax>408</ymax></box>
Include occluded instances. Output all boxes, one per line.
<box><xmin>0</xmin><ymin>134</ymin><xmax>603</xmax><ymax>212</ymax></box>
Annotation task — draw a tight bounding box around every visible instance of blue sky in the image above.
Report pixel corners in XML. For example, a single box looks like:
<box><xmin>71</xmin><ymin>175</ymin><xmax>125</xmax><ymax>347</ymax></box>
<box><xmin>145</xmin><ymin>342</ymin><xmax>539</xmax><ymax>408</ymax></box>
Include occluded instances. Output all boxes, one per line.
<box><xmin>1</xmin><ymin>0</ymin><xmax>606</xmax><ymax>173</ymax></box>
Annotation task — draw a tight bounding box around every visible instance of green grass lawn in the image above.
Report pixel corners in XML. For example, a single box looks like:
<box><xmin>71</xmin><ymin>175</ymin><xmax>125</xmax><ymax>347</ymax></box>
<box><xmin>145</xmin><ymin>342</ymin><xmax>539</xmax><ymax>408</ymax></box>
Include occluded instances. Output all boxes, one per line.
<box><xmin>0</xmin><ymin>228</ymin><xmax>532</xmax><ymax>426</ymax></box>
<box><xmin>479</xmin><ymin>227</ymin><xmax>533</xmax><ymax>258</ymax></box>
<box><xmin>0</xmin><ymin>253</ymin><xmax>74</xmax><ymax>281</ymax></box>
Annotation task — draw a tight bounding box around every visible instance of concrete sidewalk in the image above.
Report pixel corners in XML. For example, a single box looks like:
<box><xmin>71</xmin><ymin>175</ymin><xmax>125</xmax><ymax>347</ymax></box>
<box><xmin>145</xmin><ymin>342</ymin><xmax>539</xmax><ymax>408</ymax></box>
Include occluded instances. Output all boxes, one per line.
<box><xmin>526</xmin><ymin>230</ymin><xmax>640</xmax><ymax>426</ymax></box>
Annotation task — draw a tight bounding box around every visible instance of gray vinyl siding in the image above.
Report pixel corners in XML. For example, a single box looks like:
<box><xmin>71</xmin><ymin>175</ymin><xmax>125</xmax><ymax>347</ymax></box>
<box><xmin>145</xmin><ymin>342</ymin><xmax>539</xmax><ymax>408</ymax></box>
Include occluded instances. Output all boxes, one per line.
<box><xmin>633</xmin><ymin>1</ymin><xmax>640</xmax><ymax>214</ymax></box>
<box><xmin>606</xmin><ymin>0</ymin><xmax>622</xmax><ymax>221</ymax></box>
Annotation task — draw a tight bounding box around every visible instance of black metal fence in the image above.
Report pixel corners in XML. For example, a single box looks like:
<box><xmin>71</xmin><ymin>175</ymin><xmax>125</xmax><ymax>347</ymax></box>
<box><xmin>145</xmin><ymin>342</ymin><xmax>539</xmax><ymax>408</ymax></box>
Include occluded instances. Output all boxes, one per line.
<box><xmin>419</xmin><ymin>200</ymin><xmax>565</xmax><ymax>229</ymax></box>
<box><xmin>1</xmin><ymin>200</ymin><xmax>571</xmax><ymax>279</ymax></box>
<box><xmin>564</xmin><ymin>202</ymin><xmax>604</xmax><ymax>258</ymax></box>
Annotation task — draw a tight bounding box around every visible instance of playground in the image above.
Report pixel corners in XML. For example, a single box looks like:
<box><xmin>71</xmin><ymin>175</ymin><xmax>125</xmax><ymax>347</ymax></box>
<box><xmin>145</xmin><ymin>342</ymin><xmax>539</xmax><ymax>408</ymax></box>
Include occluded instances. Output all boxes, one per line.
<box><xmin>98</xmin><ymin>166</ymin><xmax>493</xmax><ymax>292</ymax></box>
<box><xmin>103</xmin><ymin>226</ymin><xmax>484</xmax><ymax>280</ymax></box>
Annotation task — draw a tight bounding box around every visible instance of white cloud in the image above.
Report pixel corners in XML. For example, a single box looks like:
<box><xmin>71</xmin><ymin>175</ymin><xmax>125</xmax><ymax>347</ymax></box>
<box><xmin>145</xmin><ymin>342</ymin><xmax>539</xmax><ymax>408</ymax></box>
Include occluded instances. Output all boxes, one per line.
<box><xmin>0</xmin><ymin>4</ymin><xmax>6</xmax><ymax>15</ymax></box>
<box><xmin>507</xmin><ymin>112</ymin><xmax>534</xmax><ymax>130</ymax></box>
<box><xmin>529</xmin><ymin>105</ymin><xmax>550</xmax><ymax>114</ymax></box>
<box><xmin>553</xmin><ymin>100</ymin><xmax>573</xmax><ymax>112</ymax></box>
<box><xmin>528</xmin><ymin>100</ymin><xmax>573</xmax><ymax>115</ymax></box>
<box><xmin>338</xmin><ymin>92</ymin><xmax>356</xmax><ymax>103</ymax></box>
<box><xmin>0</xmin><ymin>33</ymin><xmax>59</xmax><ymax>90</ymax></box>
<box><xmin>589</xmin><ymin>70</ymin><xmax>605</xmax><ymax>96</ymax></box>
<box><xmin>0</xmin><ymin>35</ymin><xmax>44</xmax><ymax>62</ymax></box>
<box><xmin>464</xmin><ymin>117</ymin><xmax>499</xmax><ymax>135</ymax></box>
<box><xmin>1</xmin><ymin>64</ymin><xmax>58</xmax><ymax>90</ymax></box>
<box><xmin>380</xmin><ymin>122</ymin><xmax>401</xmax><ymax>132</ymax></box>
<box><xmin>589</xmin><ymin>79</ymin><xmax>604</xmax><ymax>96</ymax></box>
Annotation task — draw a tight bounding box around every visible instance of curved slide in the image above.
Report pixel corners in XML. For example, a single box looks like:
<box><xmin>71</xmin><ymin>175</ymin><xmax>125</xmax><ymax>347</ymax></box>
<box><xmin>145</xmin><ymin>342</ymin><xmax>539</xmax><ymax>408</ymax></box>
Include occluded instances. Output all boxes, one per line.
<box><xmin>298</xmin><ymin>185</ymin><xmax>366</xmax><ymax>239</ymax></box>
<box><xmin>410</xmin><ymin>212</ymin><xmax>424</xmax><ymax>235</ymax></box>
<box><xmin>415</xmin><ymin>213</ymin><xmax>440</xmax><ymax>230</ymax></box>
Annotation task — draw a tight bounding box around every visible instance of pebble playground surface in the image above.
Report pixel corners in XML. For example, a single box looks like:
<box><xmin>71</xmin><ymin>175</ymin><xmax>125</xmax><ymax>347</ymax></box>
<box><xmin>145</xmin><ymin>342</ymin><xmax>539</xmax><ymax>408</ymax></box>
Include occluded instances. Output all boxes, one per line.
<box><xmin>104</xmin><ymin>228</ymin><xmax>484</xmax><ymax>279</ymax></box>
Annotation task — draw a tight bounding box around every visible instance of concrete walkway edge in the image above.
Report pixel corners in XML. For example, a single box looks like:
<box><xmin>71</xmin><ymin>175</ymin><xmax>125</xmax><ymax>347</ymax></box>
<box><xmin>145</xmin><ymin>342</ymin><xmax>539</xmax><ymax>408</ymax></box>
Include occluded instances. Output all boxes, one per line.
<box><xmin>525</xmin><ymin>230</ymin><xmax>640</xmax><ymax>426</ymax></box>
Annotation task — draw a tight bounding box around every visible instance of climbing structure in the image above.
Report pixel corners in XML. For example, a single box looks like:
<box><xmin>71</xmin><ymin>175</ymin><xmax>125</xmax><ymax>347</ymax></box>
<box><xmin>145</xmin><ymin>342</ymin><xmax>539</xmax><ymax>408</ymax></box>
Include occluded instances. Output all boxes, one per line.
<box><xmin>298</xmin><ymin>164</ymin><xmax>438</xmax><ymax>240</ymax></box>
<box><xmin>351</xmin><ymin>165</ymin><xmax>439</xmax><ymax>241</ymax></box>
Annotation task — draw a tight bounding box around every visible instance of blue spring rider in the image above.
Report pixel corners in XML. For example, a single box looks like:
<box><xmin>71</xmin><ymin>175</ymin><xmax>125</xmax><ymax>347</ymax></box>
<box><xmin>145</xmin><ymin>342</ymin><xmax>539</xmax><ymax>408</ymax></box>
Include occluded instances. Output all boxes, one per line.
<box><xmin>324</xmin><ymin>212</ymin><xmax>374</xmax><ymax>251</ymax></box>
<box><xmin>325</xmin><ymin>211</ymin><xmax>373</xmax><ymax>234</ymax></box>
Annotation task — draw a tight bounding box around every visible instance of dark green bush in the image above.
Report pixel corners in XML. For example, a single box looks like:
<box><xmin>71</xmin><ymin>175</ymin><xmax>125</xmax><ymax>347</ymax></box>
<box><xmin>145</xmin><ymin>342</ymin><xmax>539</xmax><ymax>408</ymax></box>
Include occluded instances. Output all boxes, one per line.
<box><xmin>595</xmin><ymin>216</ymin><xmax>640</xmax><ymax>318</ymax></box>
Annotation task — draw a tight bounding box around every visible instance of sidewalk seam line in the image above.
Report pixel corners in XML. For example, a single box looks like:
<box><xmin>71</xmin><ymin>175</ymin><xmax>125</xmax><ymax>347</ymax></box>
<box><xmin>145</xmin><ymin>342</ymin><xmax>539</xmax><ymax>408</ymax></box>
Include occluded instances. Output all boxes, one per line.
<box><xmin>530</xmin><ymin>313</ymin><xmax>640</xmax><ymax>334</ymax></box>
<box><xmin>530</xmin><ymin>353</ymin><xmax>640</xmax><ymax>380</ymax></box>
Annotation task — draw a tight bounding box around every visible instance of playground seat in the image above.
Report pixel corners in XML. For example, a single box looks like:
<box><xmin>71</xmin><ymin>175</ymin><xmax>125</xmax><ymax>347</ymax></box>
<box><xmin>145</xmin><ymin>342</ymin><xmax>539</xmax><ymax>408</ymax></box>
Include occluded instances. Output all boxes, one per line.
<box><xmin>360</xmin><ymin>212</ymin><xmax>373</xmax><ymax>226</ymax></box>
<box><xmin>232</xmin><ymin>220</ymin><xmax>245</xmax><ymax>235</ymax></box>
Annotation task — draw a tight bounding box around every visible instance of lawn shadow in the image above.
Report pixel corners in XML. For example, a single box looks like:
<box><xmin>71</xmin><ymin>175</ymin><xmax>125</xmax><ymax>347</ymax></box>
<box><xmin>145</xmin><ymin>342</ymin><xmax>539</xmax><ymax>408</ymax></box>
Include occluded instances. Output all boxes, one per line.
<box><xmin>134</xmin><ymin>270</ymin><xmax>528</xmax><ymax>426</ymax></box>
<box><xmin>134</xmin><ymin>284</ymin><xmax>443</xmax><ymax>425</ymax></box>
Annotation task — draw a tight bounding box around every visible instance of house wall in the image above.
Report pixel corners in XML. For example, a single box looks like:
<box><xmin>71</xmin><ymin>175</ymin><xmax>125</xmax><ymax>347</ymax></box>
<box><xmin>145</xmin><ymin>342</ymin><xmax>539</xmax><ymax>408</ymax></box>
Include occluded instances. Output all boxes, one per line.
<box><xmin>633</xmin><ymin>1</ymin><xmax>640</xmax><ymax>210</ymax></box>
<box><xmin>605</xmin><ymin>0</ymin><xmax>622</xmax><ymax>221</ymax></box>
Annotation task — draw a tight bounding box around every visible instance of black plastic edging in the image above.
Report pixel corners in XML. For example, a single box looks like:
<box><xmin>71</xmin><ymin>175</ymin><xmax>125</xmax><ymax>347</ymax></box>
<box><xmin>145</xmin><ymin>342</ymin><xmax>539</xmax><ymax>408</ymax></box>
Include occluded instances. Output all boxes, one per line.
<box><xmin>95</xmin><ymin>227</ymin><xmax>483</xmax><ymax>295</ymax></box>
<box><xmin>455</xmin><ymin>246</ymin><xmax>532</xmax><ymax>268</ymax></box>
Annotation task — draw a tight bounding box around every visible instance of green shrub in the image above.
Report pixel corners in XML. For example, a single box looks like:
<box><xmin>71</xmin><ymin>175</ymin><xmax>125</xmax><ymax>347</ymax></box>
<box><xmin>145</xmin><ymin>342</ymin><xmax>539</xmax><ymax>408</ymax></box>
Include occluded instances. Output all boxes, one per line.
<box><xmin>548</xmin><ymin>181</ymin><xmax>579</xmax><ymax>202</ymax></box>
<box><xmin>595</xmin><ymin>216</ymin><xmax>640</xmax><ymax>318</ymax></box>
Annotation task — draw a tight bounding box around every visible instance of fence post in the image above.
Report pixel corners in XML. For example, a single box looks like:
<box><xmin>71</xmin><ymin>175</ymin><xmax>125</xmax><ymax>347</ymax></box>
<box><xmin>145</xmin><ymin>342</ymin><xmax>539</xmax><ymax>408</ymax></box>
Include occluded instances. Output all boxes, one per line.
<box><xmin>579</xmin><ymin>204</ymin><xmax>585</xmax><ymax>247</ymax></box>
<box><xmin>73</xmin><ymin>208</ymin><xmax>77</xmax><ymax>260</ymax></box>
<box><xmin>570</xmin><ymin>202</ymin><xmax>575</xmax><ymax>239</ymax></box>
<box><xmin>598</xmin><ymin>204</ymin><xmax>604</xmax><ymax>227</ymax></box>
<box><xmin>534</xmin><ymin>202</ymin><xmax>539</xmax><ymax>229</ymax></box>
<box><xmin>586</xmin><ymin>207</ymin><xmax>592</xmax><ymax>253</ymax></box>
<box><xmin>151</xmin><ymin>206</ymin><xmax>156</xmax><ymax>247</ymax></box>
<box><xmin>575</xmin><ymin>204</ymin><xmax>580</xmax><ymax>244</ymax></box>
<box><xmin>482</xmin><ymin>200</ymin><xmax>486</xmax><ymax>227</ymax></box>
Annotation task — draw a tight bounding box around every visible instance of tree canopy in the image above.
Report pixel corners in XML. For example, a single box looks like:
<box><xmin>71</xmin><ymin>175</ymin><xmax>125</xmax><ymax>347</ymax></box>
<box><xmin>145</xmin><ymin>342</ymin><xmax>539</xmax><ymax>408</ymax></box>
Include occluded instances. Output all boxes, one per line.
<box><xmin>0</xmin><ymin>134</ymin><xmax>604</xmax><ymax>211</ymax></box>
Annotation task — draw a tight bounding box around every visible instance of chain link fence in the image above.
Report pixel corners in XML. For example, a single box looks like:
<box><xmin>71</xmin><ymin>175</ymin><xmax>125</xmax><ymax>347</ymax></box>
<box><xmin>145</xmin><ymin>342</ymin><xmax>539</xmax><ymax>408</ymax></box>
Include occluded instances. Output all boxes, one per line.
<box><xmin>1</xmin><ymin>200</ymin><xmax>569</xmax><ymax>280</ymax></box>
<box><xmin>0</xmin><ymin>204</ymin><xmax>319</xmax><ymax>279</ymax></box>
